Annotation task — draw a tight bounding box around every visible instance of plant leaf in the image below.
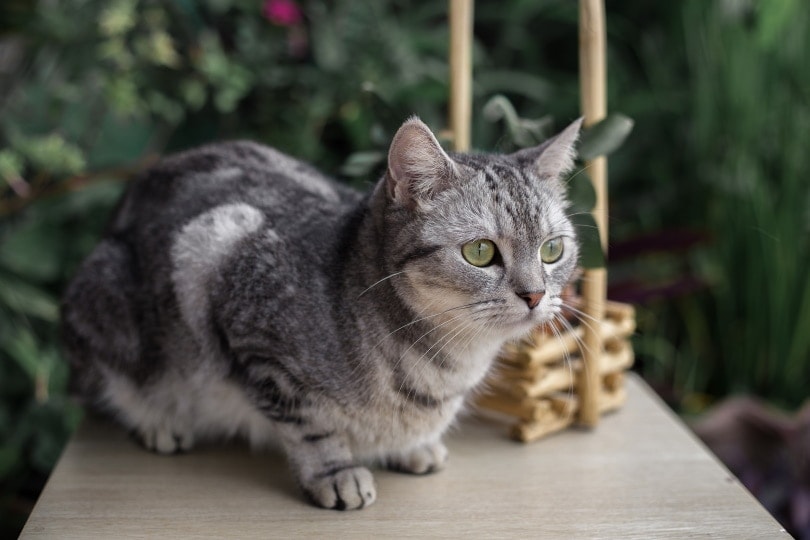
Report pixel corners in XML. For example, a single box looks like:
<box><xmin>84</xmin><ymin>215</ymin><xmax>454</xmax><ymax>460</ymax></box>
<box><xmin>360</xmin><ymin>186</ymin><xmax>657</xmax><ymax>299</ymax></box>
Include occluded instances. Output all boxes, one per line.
<box><xmin>0</xmin><ymin>219</ymin><xmax>63</xmax><ymax>282</ymax></box>
<box><xmin>0</xmin><ymin>274</ymin><xmax>59</xmax><ymax>321</ymax></box>
<box><xmin>567</xmin><ymin>169</ymin><xmax>597</xmax><ymax>214</ymax></box>
<box><xmin>572</xmin><ymin>212</ymin><xmax>605</xmax><ymax>269</ymax></box>
<box><xmin>578</xmin><ymin>113</ymin><xmax>634</xmax><ymax>161</ymax></box>
<box><xmin>340</xmin><ymin>151</ymin><xmax>385</xmax><ymax>178</ymax></box>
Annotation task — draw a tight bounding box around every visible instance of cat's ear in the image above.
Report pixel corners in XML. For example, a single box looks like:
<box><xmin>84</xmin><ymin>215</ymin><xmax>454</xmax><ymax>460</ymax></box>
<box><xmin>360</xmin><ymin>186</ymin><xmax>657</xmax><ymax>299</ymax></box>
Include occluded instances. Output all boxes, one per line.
<box><xmin>386</xmin><ymin>117</ymin><xmax>457</xmax><ymax>209</ymax></box>
<box><xmin>513</xmin><ymin>117</ymin><xmax>583</xmax><ymax>179</ymax></box>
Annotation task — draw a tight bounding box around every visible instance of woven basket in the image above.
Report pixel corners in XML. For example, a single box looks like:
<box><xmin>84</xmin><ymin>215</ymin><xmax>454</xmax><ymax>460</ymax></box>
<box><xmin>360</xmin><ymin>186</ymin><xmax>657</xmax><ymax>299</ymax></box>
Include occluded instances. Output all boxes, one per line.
<box><xmin>477</xmin><ymin>298</ymin><xmax>635</xmax><ymax>442</ymax></box>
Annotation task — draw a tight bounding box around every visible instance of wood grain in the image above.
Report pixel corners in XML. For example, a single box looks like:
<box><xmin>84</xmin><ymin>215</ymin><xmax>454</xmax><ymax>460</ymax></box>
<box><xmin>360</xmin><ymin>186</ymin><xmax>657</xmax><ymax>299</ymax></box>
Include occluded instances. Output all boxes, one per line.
<box><xmin>449</xmin><ymin>0</ymin><xmax>473</xmax><ymax>152</ymax></box>
<box><xmin>577</xmin><ymin>0</ymin><xmax>609</xmax><ymax>428</ymax></box>
<box><xmin>21</xmin><ymin>374</ymin><xmax>786</xmax><ymax>539</ymax></box>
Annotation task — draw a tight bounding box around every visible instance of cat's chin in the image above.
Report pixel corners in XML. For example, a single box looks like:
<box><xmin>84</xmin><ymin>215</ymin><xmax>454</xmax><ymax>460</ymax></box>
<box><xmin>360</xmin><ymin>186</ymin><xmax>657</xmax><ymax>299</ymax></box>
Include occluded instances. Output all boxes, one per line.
<box><xmin>492</xmin><ymin>319</ymin><xmax>545</xmax><ymax>341</ymax></box>
<box><xmin>494</xmin><ymin>311</ymin><xmax>559</xmax><ymax>340</ymax></box>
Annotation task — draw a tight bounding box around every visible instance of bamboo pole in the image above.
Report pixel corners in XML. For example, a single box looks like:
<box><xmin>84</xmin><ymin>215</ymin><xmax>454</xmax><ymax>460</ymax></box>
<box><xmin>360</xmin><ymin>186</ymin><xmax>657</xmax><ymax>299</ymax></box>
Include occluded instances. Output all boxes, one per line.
<box><xmin>577</xmin><ymin>0</ymin><xmax>608</xmax><ymax>427</ymax></box>
<box><xmin>449</xmin><ymin>0</ymin><xmax>473</xmax><ymax>152</ymax></box>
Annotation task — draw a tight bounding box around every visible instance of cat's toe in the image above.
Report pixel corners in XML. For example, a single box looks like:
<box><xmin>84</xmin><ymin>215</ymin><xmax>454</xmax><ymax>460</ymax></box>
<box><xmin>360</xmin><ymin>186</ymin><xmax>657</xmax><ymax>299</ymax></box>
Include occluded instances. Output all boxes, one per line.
<box><xmin>303</xmin><ymin>466</ymin><xmax>376</xmax><ymax>510</ymax></box>
<box><xmin>138</xmin><ymin>425</ymin><xmax>195</xmax><ymax>455</ymax></box>
<box><xmin>386</xmin><ymin>441</ymin><xmax>448</xmax><ymax>475</ymax></box>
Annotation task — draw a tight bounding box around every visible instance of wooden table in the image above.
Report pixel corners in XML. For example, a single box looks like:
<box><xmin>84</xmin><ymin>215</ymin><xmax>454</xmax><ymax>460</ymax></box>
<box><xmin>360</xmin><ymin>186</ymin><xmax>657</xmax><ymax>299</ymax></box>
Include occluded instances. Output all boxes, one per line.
<box><xmin>21</xmin><ymin>374</ymin><xmax>786</xmax><ymax>539</ymax></box>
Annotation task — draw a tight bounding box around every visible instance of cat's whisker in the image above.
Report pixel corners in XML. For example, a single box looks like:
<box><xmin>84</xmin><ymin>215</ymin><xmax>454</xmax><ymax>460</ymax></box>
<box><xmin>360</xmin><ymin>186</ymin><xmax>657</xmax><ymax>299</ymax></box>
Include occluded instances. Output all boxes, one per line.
<box><xmin>554</xmin><ymin>312</ymin><xmax>597</xmax><ymax>399</ymax></box>
<box><xmin>392</xmin><ymin>317</ymin><xmax>471</xmax><ymax>423</ymax></box>
<box><xmin>402</xmin><ymin>319</ymin><xmax>473</xmax><ymax>404</ymax></box>
<box><xmin>353</xmin><ymin>300</ymin><xmax>506</xmax><ymax>388</ymax></box>
<box><xmin>562</xmin><ymin>161</ymin><xmax>595</xmax><ymax>187</ymax></box>
<box><xmin>394</xmin><ymin>311</ymin><xmax>473</xmax><ymax>366</ymax></box>
<box><xmin>560</xmin><ymin>302</ymin><xmax>603</xmax><ymax>327</ymax></box>
<box><xmin>409</xmin><ymin>315</ymin><xmax>488</xmax><ymax>404</ymax></box>
<box><xmin>368</xmin><ymin>300</ymin><xmax>496</xmax><ymax>354</ymax></box>
<box><xmin>548</xmin><ymin>314</ymin><xmax>577</xmax><ymax>410</ymax></box>
<box><xmin>357</xmin><ymin>270</ymin><xmax>407</xmax><ymax>299</ymax></box>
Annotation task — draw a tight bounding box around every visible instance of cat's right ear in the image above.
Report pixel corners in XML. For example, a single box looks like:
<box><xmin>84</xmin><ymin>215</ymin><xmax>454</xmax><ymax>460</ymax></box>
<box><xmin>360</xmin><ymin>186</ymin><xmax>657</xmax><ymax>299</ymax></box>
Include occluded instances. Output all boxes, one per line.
<box><xmin>386</xmin><ymin>117</ymin><xmax>457</xmax><ymax>210</ymax></box>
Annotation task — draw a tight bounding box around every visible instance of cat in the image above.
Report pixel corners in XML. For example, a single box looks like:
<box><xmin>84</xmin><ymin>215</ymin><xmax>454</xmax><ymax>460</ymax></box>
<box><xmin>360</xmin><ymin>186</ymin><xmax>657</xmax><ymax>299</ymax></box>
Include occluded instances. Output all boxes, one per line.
<box><xmin>61</xmin><ymin>116</ymin><xmax>582</xmax><ymax>510</ymax></box>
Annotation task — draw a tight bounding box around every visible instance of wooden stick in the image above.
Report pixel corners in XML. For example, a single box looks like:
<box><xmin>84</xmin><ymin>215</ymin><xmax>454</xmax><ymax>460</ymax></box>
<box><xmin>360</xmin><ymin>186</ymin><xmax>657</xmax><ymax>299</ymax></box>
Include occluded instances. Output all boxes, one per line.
<box><xmin>476</xmin><ymin>394</ymin><xmax>554</xmax><ymax>423</ymax></box>
<box><xmin>503</xmin><ymin>312</ymin><xmax>635</xmax><ymax>369</ymax></box>
<box><xmin>511</xmin><ymin>385</ymin><xmax>628</xmax><ymax>442</ymax></box>
<box><xmin>512</xmin><ymin>414</ymin><xmax>575</xmax><ymax>442</ymax></box>
<box><xmin>577</xmin><ymin>0</ymin><xmax>608</xmax><ymax>427</ymax></box>
<box><xmin>512</xmin><ymin>340</ymin><xmax>633</xmax><ymax>397</ymax></box>
<box><xmin>449</xmin><ymin>0</ymin><xmax>474</xmax><ymax>152</ymax></box>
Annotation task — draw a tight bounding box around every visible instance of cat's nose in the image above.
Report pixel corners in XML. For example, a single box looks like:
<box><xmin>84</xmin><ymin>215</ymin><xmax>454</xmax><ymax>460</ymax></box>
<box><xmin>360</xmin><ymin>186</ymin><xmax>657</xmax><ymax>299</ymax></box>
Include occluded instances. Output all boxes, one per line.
<box><xmin>518</xmin><ymin>291</ymin><xmax>545</xmax><ymax>309</ymax></box>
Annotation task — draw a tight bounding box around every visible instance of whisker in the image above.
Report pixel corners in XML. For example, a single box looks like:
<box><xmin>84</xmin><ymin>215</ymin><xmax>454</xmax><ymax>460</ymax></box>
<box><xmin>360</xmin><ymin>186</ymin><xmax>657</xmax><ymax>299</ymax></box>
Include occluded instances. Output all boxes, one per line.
<box><xmin>547</xmin><ymin>316</ymin><xmax>576</xmax><ymax>414</ymax></box>
<box><xmin>370</xmin><ymin>299</ymin><xmax>498</xmax><ymax>353</ymax></box>
<box><xmin>556</xmin><ymin>313</ymin><xmax>599</xmax><ymax>401</ymax></box>
<box><xmin>402</xmin><ymin>319</ymin><xmax>473</xmax><ymax>401</ymax></box>
<box><xmin>357</xmin><ymin>270</ymin><xmax>407</xmax><ymax>298</ymax></box>
<box><xmin>561</xmin><ymin>302</ymin><xmax>603</xmax><ymax>327</ymax></box>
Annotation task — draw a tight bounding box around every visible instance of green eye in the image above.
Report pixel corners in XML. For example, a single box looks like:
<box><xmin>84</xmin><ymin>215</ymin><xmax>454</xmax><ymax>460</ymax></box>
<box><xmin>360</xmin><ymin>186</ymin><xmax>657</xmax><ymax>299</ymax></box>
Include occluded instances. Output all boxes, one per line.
<box><xmin>462</xmin><ymin>239</ymin><xmax>497</xmax><ymax>267</ymax></box>
<box><xmin>539</xmin><ymin>237</ymin><xmax>564</xmax><ymax>264</ymax></box>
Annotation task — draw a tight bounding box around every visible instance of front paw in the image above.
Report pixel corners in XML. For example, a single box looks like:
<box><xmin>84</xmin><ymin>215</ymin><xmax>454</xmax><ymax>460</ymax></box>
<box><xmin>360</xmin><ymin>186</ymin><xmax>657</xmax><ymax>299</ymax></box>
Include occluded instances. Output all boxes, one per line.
<box><xmin>302</xmin><ymin>465</ymin><xmax>377</xmax><ymax>510</ymax></box>
<box><xmin>386</xmin><ymin>441</ymin><xmax>448</xmax><ymax>475</ymax></box>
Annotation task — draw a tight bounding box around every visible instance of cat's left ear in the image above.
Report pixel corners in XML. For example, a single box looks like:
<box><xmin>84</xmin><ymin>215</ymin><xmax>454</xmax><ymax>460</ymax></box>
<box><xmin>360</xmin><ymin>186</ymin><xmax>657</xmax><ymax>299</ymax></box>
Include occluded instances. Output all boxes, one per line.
<box><xmin>386</xmin><ymin>117</ymin><xmax>458</xmax><ymax>210</ymax></box>
<box><xmin>512</xmin><ymin>117</ymin><xmax>584</xmax><ymax>180</ymax></box>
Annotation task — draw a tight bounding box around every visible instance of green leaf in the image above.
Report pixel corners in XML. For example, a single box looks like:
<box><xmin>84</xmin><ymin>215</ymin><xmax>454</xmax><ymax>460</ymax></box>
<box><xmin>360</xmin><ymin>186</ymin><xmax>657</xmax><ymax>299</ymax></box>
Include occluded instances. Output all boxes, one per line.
<box><xmin>567</xmin><ymin>169</ymin><xmax>597</xmax><ymax>214</ymax></box>
<box><xmin>0</xmin><ymin>218</ymin><xmax>63</xmax><ymax>282</ymax></box>
<box><xmin>340</xmin><ymin>151</ymin><xmax>385</xmax><ymax>178</ymax></box>
<box><xmin>3</xmin><ymin>327</ymin><xmax>41</xmax><ymax>380</ymax></box>
<box><xmin>578</xmin><ymin>113</ymin><xmax>634</xmax><ymax>161</ymax></box>
<box><xmin>482</xmin><ymin>94</ymin><xmax>552</xmax><ymax>148</ymax></box>
<box><xmin>0</xmin><ymin>149</ymin><xmax>23</xmax><ymax>180</ymax></box>
<box><xmin>14</xmin><ymin>134</ymin><xmax>86</xmax><ymax>176</ymax></box>
<box><xmin>571</xmin><ymin>212</ymin><xmax>605</xmax><ymax>269</ymax></box>
<box><xmin>0</xmin><ymin>274</ymin><xmax>59</xmax><ymax>321</ymax></box>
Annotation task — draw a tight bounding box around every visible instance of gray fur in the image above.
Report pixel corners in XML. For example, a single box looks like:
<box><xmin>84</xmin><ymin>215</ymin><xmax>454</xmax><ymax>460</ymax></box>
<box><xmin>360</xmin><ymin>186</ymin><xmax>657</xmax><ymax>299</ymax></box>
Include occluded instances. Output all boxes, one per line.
<box><xmin>62</xmin><ymin>118</ymin><xmax>582</xmax><ymax>510</ymax></box>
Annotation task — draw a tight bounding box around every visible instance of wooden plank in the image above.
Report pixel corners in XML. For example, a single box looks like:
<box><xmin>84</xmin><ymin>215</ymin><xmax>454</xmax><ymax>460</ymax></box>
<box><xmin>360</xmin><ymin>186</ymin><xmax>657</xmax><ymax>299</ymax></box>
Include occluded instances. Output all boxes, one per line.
<box><xmin>22</xmin><ymin>375</ymin><xmax>786</xmax><ymax>539</ymax></box>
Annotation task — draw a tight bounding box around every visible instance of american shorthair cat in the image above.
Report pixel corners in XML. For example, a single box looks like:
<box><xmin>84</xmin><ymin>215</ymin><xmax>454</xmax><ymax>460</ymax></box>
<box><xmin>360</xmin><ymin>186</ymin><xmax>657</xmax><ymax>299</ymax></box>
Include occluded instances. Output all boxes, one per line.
<box><xmin>62</xmin><ymin>116</ymin><xmax>582</xmax><ymax>510</ymax></box>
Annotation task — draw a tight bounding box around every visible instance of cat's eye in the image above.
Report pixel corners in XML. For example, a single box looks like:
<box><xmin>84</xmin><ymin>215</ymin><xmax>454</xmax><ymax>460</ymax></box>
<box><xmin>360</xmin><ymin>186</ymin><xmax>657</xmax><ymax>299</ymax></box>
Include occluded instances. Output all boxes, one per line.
<box><xmin>462</xmin><ymin>239</ymin><xmax>497</xmax><ymax>267</ymax></box>
<box><xmin>539</xmin><ymin>237</ymin><xmax>564</xmax><ymax>264</ymax></box>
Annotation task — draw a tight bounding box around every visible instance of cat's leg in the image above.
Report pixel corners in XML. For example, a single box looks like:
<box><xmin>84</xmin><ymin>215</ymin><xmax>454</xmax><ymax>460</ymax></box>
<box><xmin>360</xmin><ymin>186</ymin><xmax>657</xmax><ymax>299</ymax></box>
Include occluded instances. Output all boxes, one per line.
<box><xmin>230</xmin><ymin>352</ymin><xmax>377</xmax><ymax>509</ymax></box>
<box><xmin>385</xmin><ymin>440</ymin><xmax>448</xmax><ymax>475</ymax></box>
<box><xmin>274</xmin><ymin>423</ymin><xmax>377</xmax><ymax>510</ymax></box>
<box><xmin>63</xmin><ymin>239</ymin><xmax>195</xmax><ymax>454</ymax></box>
<box><xmin>98</xmin><ymin>368</ymin><xmax>199</xmax><ymax>455</ymax></box>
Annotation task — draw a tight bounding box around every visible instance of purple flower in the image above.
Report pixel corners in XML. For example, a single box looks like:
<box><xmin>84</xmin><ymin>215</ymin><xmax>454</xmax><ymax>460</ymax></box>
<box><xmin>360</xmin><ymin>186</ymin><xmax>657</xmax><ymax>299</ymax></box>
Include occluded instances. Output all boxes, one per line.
<box><xmin>262</xmin><ymin>0</ymin><xmax>302</xmax><ymax>26</ymax></box>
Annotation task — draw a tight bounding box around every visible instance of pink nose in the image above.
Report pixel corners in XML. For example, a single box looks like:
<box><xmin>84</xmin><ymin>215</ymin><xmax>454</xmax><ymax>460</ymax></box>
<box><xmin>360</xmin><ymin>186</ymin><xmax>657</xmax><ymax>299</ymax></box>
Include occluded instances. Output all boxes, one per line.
<box><xmin>518</xmin><ymin>291</ymin><xmax>545</xmax><ymax>309</ymax></box>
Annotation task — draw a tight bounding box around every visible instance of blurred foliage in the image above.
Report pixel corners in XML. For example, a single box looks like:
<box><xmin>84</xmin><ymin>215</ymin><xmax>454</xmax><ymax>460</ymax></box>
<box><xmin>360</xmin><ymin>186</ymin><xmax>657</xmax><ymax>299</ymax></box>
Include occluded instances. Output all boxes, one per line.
<box><xmin>0</xmin><ymin>0</ymin><xmax>808</xmax><ymax>535</ymax></box>
<box><xmin>604</xmin><ymin>0</ymin><xmax>810</xmax><ymax>412</ymax></box>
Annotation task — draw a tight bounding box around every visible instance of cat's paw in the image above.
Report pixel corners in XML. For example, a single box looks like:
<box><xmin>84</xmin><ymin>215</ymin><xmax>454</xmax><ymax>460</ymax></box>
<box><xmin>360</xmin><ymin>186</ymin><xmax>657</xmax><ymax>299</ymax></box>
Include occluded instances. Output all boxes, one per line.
<box><xmin>137</xmin><ymin>424</ymin><xmax>195</xmax><ymax>455</ymax></box>
<box><xmin>386</xmin><ymin>441</ymin><xmax>448</xmax><ymax>475</ymax></box>
<box><xmin>302</xmin><ymin>466</ymin><xmax>377</xmax><ymax>510</ymax></box>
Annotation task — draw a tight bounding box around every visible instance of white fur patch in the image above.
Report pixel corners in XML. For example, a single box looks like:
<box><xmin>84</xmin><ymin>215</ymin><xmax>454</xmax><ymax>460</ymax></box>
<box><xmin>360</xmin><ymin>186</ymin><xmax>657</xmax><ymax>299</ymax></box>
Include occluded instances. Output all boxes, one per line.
<box><xmin>99</xmin><ymin>363</ymin><xmax>276</xmax><ymax>452</ymax></box>
<box><xmin>171</xmin><ymin>203</ymin><xmax>265</xmax><ymax>342</ymax></box>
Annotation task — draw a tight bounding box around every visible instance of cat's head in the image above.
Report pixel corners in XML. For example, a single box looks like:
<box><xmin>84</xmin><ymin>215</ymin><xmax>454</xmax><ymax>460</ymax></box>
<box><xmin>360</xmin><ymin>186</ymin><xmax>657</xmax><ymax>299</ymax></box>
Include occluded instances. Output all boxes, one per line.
<box><xmin>374</xmin><ymin>116</ymin><xmax>582</xmax><ymax>341</ymax></box>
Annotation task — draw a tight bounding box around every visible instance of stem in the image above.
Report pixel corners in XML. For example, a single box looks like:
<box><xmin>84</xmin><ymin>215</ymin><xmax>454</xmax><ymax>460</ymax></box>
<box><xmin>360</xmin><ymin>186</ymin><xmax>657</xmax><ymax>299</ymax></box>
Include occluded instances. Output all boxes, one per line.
<box><xmin>577</xmin><ymin>0</ymin><xmax>608</xmax><ymax>427</ymax></box>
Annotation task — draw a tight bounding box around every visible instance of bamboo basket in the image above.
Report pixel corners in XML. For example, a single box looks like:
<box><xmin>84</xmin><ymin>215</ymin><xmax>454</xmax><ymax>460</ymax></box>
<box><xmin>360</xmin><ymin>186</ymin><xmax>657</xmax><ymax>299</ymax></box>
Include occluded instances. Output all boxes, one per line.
<box><xmin>448</xmin><ymin>0</ymin><xmax>636</xmax><ymax>442</ymax></box>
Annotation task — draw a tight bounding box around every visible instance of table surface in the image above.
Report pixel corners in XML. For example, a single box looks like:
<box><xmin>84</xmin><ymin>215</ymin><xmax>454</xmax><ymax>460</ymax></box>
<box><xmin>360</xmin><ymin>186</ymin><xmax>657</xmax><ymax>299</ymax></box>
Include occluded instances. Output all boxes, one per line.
<box><xmin>22</xmin><ymin>373</ymin><xmax>786</xmax><ymax>539</ymax></box>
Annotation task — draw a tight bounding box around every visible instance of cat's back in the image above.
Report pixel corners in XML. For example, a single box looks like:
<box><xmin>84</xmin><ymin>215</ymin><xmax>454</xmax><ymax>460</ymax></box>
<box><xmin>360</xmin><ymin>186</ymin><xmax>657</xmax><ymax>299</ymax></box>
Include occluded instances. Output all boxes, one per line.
<box><xmin>112</xmin><ymin>140</ymin><xmax>359</xmax><ymax>238</ymax></box>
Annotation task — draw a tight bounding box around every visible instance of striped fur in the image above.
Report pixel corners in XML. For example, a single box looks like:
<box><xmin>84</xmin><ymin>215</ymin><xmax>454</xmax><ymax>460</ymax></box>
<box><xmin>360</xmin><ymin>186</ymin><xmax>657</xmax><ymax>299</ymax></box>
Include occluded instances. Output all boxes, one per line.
<box><xmin>62</xmin><ymin>117</ymin><xmax>581</xmax><ymax>510</ymax></box>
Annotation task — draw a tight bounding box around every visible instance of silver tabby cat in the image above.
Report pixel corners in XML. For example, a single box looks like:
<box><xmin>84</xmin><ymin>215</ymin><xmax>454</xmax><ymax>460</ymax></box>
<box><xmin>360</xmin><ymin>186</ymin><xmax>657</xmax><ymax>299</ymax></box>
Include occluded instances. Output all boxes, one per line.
<box><xmin>62</xmin><ymin>117</ymin><xmax>582</xmax><ymax>510</ymax></box>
